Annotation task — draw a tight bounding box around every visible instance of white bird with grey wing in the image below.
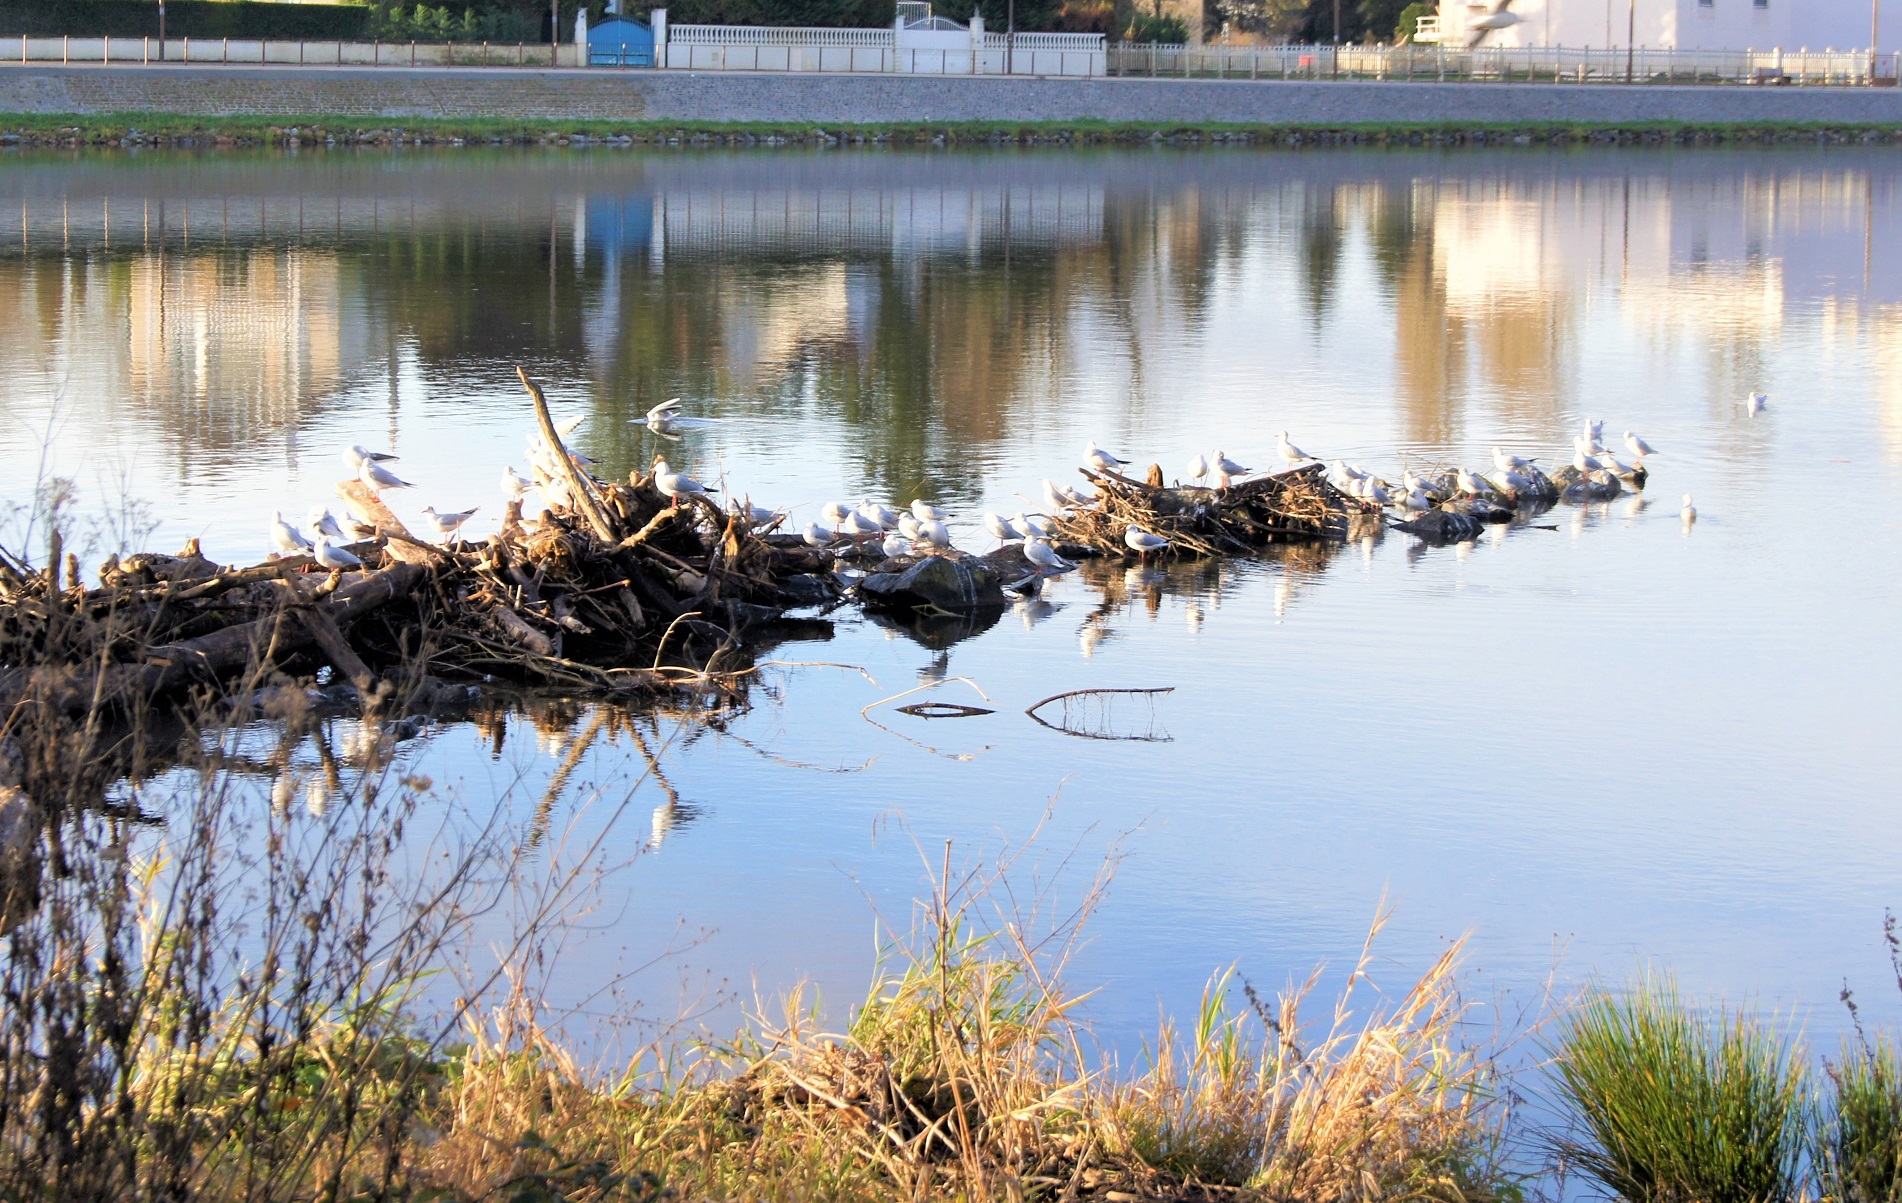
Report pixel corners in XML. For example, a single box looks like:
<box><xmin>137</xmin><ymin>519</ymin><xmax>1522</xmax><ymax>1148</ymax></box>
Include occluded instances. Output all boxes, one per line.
<box><xmin>358</xmin><ymin>458</ymin><xmax>414</xmax><ymax>496</ymax></box>
<box><xmin>1123</xmin><ymin>526</ymin><xmax>1168</xmax><ymax>560</ymax></box>
<box><xmin>1084</xmin><ymin>441</ymin><xmax>1130</xmax><ymax>472</ymax></box>
<box><xmin>270</xmin><ymin>511</ymin><xmax>312</xmax><ymax>557</ymax></box>
<box><xmin>421</xmin><ymin>505</ymin><xmax>479</xmax><ymax>542</ymax></box>
<box><xmin>311</xmin><ymin>536</ymin><xmax>364</xmax><ymax>571</ymax></box>
<box><xmin>652</xmin><ymin>459</ymin><xmax>711</xmax><ymax>505</ymax></box>
<box><xmin>1464</xmin><ymin>0</ymin><xmax>1522</xmax><ymax>45</ymax></box>
<box><xmin>304</xmin><ymin>507</ymin><xmax>347</xmax><ymax>544</ymax></box>
<box><xmin>1023</xmin><ymin>537</ymin><xmax>1074</xmax><ymax>574</ymax></box>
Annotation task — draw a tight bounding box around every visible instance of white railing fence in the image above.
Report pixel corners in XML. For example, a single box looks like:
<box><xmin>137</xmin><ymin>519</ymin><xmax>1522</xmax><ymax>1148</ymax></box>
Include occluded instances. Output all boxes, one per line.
<box><xmin>8</xmin><ymin>34</ymin><xmax>581</xmax><ymax>67</ymax></box>
<box><xmin>1106</xmin><ymin>41</ymin><xmax>1902</xmax><ymax>85</ymax></box>
<box><xmin>8</xmin><ymin>31</ymin><xmax>1895</xmax><ymax>84</ymax></box>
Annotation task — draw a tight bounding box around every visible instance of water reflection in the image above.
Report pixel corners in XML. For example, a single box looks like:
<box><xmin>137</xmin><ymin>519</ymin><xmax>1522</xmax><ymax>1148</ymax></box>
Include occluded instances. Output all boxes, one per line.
<box><xmin>4</xmin><ymin>148</ymin><xmax>1902</xmax><ymax>1054</ymax></box>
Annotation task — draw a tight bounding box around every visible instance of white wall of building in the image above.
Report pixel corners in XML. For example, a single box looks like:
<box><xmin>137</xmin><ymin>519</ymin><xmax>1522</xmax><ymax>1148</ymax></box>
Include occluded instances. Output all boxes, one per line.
<box><xmin>1440</xmin><ymin>0</ymin><xmax>1893</xmax><ymax>52</ymax></box>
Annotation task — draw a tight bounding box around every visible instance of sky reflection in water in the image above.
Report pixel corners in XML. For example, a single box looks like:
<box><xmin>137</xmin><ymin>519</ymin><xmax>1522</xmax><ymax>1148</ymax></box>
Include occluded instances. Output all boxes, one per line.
<box><xmin>2</xmin><ymin>147</ymin><xmax>1900</xmax><ymax>1051</ymax></box>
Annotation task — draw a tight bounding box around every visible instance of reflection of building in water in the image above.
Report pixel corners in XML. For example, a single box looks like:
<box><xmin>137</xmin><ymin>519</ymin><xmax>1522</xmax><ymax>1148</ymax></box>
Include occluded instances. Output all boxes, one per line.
<box><xmin>0</xmin><ymin>229</ymin><xmax>371</xmax><ymax>461</ymax></box>
<box><xmin>1383</xmin><ymin>164</ymin><xmax>1900</xmax><ymax>448</ymax></box>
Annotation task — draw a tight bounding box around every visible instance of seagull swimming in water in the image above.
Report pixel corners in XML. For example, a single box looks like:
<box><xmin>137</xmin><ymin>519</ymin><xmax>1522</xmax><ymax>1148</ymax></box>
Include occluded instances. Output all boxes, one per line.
<box><xmin>1624</xmin><ymin>431</ymin><xmax>1658</xmax><ymax>459</ymax></box>
<box><xmin>1681</xmin><ymin>493</ymin><xmax>1697</xmax><ymax>524</ymax></box>
<box><xmin>420</xmin><ymin>505</ymin><xmax>478</xmax><ymax>542</ymax></box>
<box><xmin>270</xmin><ymin>511</ymin><xmax>312</xmax><ymax>556</ymax></box>
<box><xmin>1745</xmin><ymin>392</ymin><xmax>1767</xmax><ymax>414</ymax></box>
<box><xmin>1124</xmin><ymin>526</ymin><xmax>1168</xmax><ymax>560</ymax></box>
<box><xmin>1084</xmin><ymin>441</ymin><xmax>1130</xmax><ymax>472</ymax></box>
<box><xmin>359</xmin><ymin>458</ymin><xmax>414</xmax><ymax>495</ymax></box>
<box><xmin>652</xmin><ymin>459</ymin><xmax>712</xmax><ymax>505</ymax></box>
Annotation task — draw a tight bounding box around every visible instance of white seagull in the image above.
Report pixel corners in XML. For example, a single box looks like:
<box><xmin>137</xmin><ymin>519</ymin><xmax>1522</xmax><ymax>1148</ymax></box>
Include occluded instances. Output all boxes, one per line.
<box><xmin>983</xmin><ymin>513</ymin><xmax>1021</xmax><ymax>544</ymax></box>
<box><xmin>1500</xmin><ymin>469</ymin><xmax>1533</xmax><ymax>497</ymax></box>
<box><xmin>881</xmin><ymin>532</ymin><xmax>911</xmax><ymax>558</ymax></box>
<box><xmin>1456</xmin><ymin>468</ymin><xmax>1491</xmax><ymax>497</ymax></box>
<box><xmin>821</xmin><ymin>500</ymin><xmax>851</xmax><ymax>530</ymax></box>
<box><xmin>734</xmin><ymin>501</ymin><xmax>785</xmax><ymax>528</ymax></box>
<box><xmin>652</xmin><ymin>459</ymin><xmax>711</xmax><ymax>505</ymax></box>
<box><xmin>341</xmin><ymin>444</ymin><xmax>398</xmax><ymax>472</ymax></box>
<box><xmin>1681</xmin><ymin>493</ymin><xmax>1697</xmax><ymax>524</ymax></box>
<box><xmin>1403</xmin><ymin>488</ymin><xmax>1433</xmax><ymax>511</ymax></box>
<box><xmin>910</xmin><ymin>499</ymin><xmax>950</xmax><ymax>523</ymax></box>
<box><xmin>358</xmin><ymin>458</ymin><xmax>414</xmax><ymax>495</ymax></box>
<box><xmin>1492</xmin><ymin>447</ymin><xmax>1536</xmax><ymax>473</ymax></box>
<box><xmin>1337</xmin><ymin>461</ymin><xmax>1370</xmax><ymax>484</ymax></box>
<box><xmin>502</xmin><ymin>466</ymin><xmax>535</xmax><ymax>499</ymax></box>
<box><xmin>311</xmin><ymin>535</ymin><xmax>363</xmax><ymax>571</ymax></box>
<box><xmin>1023</xmin><ymin>538</ymin><xmax>1074</xmax><ymax>574</ymax></box>
<box><xmin>1124</xmin><ymin>526</ymin><xmax>1169</xmax><ymax>560</ymax></box>
<box><xmin>858</xmin><ymin>500</ymin><xmax>902</xmax><ymax>530</ymax></box>
<box><xmin>1041</xmin><ymin>479</ymin><xmax>1075</xmax><ymax>513</ymax></box>
<box><xmin>897</xmin><ymin>513</ymin><xmax>922</xmax><ymax>540</ymax></box>
<box><xmin>270</xmin><ymin>510</ymin><xmax>312</xmax><ymax>556</ymax></box>
<box><xmin>1084</xmin><ymin>441</ymin><xmax>1130</xmax><ymax>473</ymax></box>
<box><xmin>840</xmin><ymin>510</ymin><xmax>883</xmax><ymax>538</ymax></box>
<box><xmin>1745</xmin><ymin>392</ymin><xmax>1768</xmax><ymax>414</ymax></box>
<box><xmin>1573</xmin><ymin>449</ymin><xmax>1606</xmax><ymax>474</ymax></box>
<box><xmin>1186</xmin><ymin>453</ymin><xmax>1211</xmax><ymax>485</ymax></box>
<box><xmin>1212</xmin><ymin>450</ymin><xmax>1251</xmax><ymax>479</ymax></box>
<box><xmin>420</xmin><ymin>505</ymin><xmax>478</xmax><ymax>542</ymax></box>
<box><xmin>1013</xmin><ymin>512</ymin><xmax>1053</xmax><ymax>539</ymax></box>
<box><xmin>1363</xmin><ymin>479</ymin><xmax>1391</xmax><ymax>506</ymax></box>
<box><xmin>1574</xmin><ymin>433</ymin><xmax>1606</xmax><ymax>458</ymax></box>
<box><xmin>304</xmin><ymin>507</ymin><xmax>347</xmax><ymax>543</ymax></box>
<box><xmin>916</xmin><ymin>519</ymin><xmax>952</xmax><ymax>551</ymax></box>
<box><xmin>801</xmin><ymin>522</ymin><xmax>834</xmax><ymax>548</ymax></box>
<box><xmin>1276</xmin><ymin>432</ymin><xmax>1313</xmax><ymax>465</ymax></box>
<box><xmin>1624</xmin><ymin>431</ymin><xmax>1659</xmax><ymax>459</ymax></box>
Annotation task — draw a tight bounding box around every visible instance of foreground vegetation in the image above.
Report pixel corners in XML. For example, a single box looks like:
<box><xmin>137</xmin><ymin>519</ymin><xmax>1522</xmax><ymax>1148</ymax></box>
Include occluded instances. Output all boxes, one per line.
<box><xmin>4</xmin><ymin>112</ymin><xmax>1901</xmax><ymax>149</ymax></box>
<box><xmin>3</xmin><ymin>517</ymin><xmax>1901</xmax><ymax>1201</ymax></box>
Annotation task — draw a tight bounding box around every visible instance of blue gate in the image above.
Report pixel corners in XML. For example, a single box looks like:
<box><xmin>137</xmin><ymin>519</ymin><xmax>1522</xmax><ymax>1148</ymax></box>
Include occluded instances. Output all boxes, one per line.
<box><xmin>589</xmin><ymin>16</ymin><xmax>655</xmax><ymax>66</ymax></box>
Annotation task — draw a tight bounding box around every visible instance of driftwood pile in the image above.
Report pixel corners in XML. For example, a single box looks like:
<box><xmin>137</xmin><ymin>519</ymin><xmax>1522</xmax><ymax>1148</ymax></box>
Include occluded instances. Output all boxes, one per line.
<box><xmin>1048</xmin><ymin>462</ymin><xmax>1360</xmax><ymax>558</ymax></box>
<box><xmin>0</xmin><ymin>374</ymin><xmax>837</xmax><ymax>719</ymax></box>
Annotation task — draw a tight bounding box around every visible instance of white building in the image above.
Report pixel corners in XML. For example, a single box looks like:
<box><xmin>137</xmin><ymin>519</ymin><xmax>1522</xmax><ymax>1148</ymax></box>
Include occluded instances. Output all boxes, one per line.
<box><xmin>1430</xmin><ymin>0</ymin><xmax>1896</xmax><ymax>53</ymax></box>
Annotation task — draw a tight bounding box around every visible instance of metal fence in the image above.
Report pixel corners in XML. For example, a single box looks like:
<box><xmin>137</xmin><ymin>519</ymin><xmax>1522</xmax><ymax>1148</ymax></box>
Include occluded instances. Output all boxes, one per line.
<box><xmin>1107</xmin><ymin>42</ymin><xmax>1902</xmax><ymax>85</ymax></box>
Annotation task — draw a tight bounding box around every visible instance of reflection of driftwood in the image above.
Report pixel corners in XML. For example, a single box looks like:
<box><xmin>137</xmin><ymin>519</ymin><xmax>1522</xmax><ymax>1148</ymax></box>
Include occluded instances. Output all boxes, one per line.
<box><xmin>896</xmin><ymin>702</ymin><xmax>995</xmax><ymax>719</ymax></box>
<box><xmin>1026</xmin><ymin>687</ymin><xmax>1175</xmax><ymax>743</ymax></box>
<box><xmin>861</xmin><ymin>678</ymin><xmax>995</xmax><ymax>761</ymax></box>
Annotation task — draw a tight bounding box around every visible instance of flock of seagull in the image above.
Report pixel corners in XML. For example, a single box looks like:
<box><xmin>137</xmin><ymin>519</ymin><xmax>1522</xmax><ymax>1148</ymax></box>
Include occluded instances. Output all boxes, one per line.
<box><xmin>266</xmin><ymin>388</ymin><xmax>1732</xmax><ymax>577</ymax></box>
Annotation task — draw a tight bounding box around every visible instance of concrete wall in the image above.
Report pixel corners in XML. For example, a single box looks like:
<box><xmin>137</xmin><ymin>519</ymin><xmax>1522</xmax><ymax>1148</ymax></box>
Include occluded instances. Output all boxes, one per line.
<box><xmin>1</xmin><ymin>63</ymin><xmax>1900</xmax><ymax>124</ymax></box>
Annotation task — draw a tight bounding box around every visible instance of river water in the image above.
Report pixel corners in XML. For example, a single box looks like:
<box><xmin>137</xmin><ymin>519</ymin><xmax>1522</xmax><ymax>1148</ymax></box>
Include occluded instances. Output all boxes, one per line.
<box><xmin>3</xmin><ymin>146</ymin><xmax>1900</xmax><ymax>1054</ymax></box>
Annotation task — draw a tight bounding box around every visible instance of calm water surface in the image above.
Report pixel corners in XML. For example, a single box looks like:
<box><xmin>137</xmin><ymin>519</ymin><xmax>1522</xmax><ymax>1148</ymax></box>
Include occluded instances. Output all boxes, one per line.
<box><xmin>4</xmin><ymin>147</ymin><xmax>1900</xmax><ymax>1051</ymax></box>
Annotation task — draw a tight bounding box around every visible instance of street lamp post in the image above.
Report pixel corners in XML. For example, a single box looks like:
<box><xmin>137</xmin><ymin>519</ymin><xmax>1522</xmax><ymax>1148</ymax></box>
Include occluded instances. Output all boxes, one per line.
<box><xmin>1624</xmin><ymin>0</ymin><xmax>1635</xmax><ymax>82</ymax></box>
<box><xmin>157</xmin><ymin>0</ymin><xmax>166</xmax><ymax>59</ymax></box>
<box><xmin>1873</xmin><ymin>0</ymin><xmax>1883</xmax><ymax>84</ymax></box>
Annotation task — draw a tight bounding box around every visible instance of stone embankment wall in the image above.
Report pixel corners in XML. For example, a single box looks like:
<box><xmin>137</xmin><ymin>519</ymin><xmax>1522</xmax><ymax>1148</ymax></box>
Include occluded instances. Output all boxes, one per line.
<box><xmin>2</xmin><ymin>64</ymin><xmax>1901</xmax><ymax>125</ymax></box>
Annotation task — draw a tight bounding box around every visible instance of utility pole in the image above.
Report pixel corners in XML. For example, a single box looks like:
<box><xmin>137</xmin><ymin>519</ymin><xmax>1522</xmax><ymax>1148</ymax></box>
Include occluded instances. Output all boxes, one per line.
<box><xmin>551</xmin><ymin>0</ymin><xmax>560</xmax><ymax>57</ymax></box>
<box><xmin>1333</xmin><ymin>0</ymin><xmax>1342</xmax><ymax>42</ymax></box>
<box><xmin>1007</xmin><ymin>0</ymin><xmax>1016</xmax><ymax>74</ymax></box>
<box><xmin>1873</xmin><ymin>0</ymin><xmax>1883</xmax><ymax>85</ymax></box>
<box><xmin>1624</xmin><ymin>0</ymin><xmax>1635</xmax><ymax>82</ymax></box>
<box><xmin>157</xmin><ymin>0</ymin><xmax>166</xmax><ymax>59</ymax></box>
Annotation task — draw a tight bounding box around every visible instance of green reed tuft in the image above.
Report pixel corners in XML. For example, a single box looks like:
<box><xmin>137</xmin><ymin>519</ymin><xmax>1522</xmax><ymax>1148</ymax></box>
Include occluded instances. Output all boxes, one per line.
<box><xmin>1550</xmin><ymin>973</ymin><xmax>1808</xmax><ymax>1203</ymax></box>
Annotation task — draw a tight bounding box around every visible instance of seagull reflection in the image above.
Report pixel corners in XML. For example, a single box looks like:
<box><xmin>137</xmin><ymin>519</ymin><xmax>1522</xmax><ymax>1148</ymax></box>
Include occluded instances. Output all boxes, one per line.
<box><xmin>648</xmin><ymin>797</ymin><xmax>702</xmax><ymax>851</ymax></box>
<box><xmin>918</xmin><ymin>650</ymin><xmax>951</xmax><ymax>684</ymax></box>
<box><xmin>1185</xmin><ymin>600</ymin><xmax>1204</xmax><ymax>633</ymax></box>
<box><xmin>1273</xmin><ymin>574</ymin><xmax>1293</xmax><ymax>618</ymax></box>
<box><xmin>1017</xmin><ymin>598</ymin><xmax>1063</xmax><ymax>630</ymax></box>
<box><xmin>1621</xmin><ymin>494</ymin><xmax>1649</xmax><ymax>525</ymax></box>
<box><xmin>1079</xmin><ymin>619</ymin><xmax>1113</xmax><ymax>658</ymax></box>
<box><xmin>305</xmin><ymin>775</ymin><xmax>330</xmax><ymax>819</ymax></box>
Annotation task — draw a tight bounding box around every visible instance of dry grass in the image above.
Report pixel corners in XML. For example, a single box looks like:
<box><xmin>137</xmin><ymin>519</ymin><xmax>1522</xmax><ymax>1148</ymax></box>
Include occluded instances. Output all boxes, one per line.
<box><xmin>411</xmin><ymin>862</ymin><xmax>1516</xmax><ymax>1203</ymax></box>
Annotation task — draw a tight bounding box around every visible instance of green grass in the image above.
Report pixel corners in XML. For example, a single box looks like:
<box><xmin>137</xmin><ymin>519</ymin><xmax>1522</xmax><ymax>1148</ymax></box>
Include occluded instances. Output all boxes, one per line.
<box><xmin>1549</xmin><ymin>974</ymin><xmax>1809</xmax><ymax>1203</ymax></box>
<box><xmin>1826</xmin><ymin>1034</ymin><xmax>1902</xmax><ymax>1203</ymax></box>
<box><xmin>3</xmin><ymin>110</ymin><xmax>1900</xmax><ymax>148</ymax></box>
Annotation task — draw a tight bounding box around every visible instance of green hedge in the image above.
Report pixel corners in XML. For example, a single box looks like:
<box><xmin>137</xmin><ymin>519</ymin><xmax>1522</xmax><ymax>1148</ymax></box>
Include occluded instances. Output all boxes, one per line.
<box><xmin>0</xmin><ymin>0</ymin><xmax>374</xmax><ymax>39</ymax></box>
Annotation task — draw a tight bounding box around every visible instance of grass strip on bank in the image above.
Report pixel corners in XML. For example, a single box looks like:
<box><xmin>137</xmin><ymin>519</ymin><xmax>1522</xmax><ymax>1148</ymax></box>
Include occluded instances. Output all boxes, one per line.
<box><xmin>4</xmin><ymin>110</ymin><xmax>1902</xmax><ymax>147</ymax></box>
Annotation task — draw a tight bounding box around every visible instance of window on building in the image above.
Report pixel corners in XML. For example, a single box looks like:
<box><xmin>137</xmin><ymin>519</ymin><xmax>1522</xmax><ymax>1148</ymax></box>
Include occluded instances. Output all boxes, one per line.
<box><xmin>1753</xmin><ymin>0</ymin><xmax>1767</xmax><ymax>8</ymax></box>
<box><xmin>1699</xmin><ymin>0</ymin><xmax>1712</xmax><ymax>8</ymax></box>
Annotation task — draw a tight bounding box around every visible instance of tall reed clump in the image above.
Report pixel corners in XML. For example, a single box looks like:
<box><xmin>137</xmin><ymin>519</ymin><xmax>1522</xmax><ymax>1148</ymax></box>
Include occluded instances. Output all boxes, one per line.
<box><xmin>1824</xmin><ymin>1034</ymin><xmax>1902</xmax><ymax>1203</ymax></box>
<box><xmin>1101</xmin><ymin>913</ymin><xmax>1514</xmax><ymax>1201</ymax></box>
<box><xmin>1549</xmin><ymin>973</ymin><xmax>1809</xmax><ymax>1203</ymax></box>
